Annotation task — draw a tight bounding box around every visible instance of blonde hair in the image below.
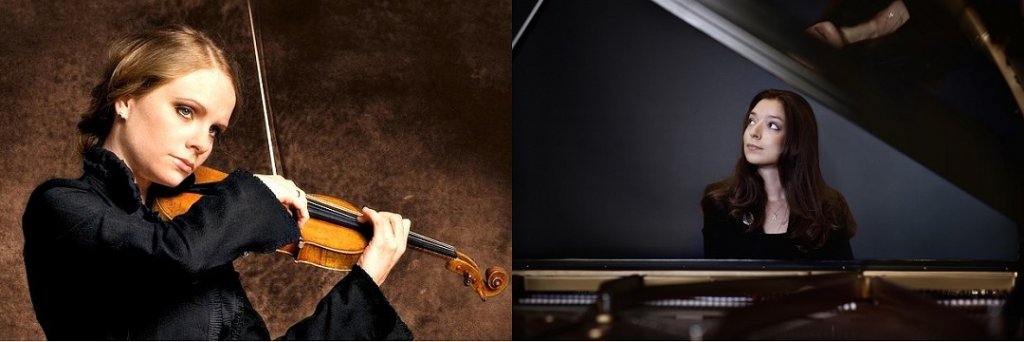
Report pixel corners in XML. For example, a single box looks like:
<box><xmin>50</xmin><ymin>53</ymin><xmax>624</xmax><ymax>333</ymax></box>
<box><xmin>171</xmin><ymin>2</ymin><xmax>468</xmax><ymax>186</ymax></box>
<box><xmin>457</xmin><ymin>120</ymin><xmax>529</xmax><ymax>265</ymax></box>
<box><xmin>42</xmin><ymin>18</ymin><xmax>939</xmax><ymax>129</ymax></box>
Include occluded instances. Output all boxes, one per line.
<box><xmin>78</xmin><ymin>25</ymin><xmax>240</xmax><ymax>154</ymax></box>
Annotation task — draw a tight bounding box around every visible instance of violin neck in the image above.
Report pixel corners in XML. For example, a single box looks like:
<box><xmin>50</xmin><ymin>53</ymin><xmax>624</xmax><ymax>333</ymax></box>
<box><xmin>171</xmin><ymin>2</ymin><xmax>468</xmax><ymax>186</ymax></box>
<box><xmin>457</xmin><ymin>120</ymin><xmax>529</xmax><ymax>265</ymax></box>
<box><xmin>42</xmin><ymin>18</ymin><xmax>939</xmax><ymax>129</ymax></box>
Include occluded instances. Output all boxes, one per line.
<box><xmin>306</xmin><ymin>198</ymin><xmax>458</xmax><ymax>259</ymax></box>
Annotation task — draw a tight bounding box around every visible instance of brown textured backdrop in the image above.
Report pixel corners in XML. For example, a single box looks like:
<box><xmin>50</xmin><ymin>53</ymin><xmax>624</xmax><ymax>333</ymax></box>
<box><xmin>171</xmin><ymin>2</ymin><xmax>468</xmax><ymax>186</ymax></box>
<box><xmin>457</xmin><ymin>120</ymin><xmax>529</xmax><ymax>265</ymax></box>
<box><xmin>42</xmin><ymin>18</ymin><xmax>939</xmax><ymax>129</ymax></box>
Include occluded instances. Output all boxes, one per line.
<box><xmin>0</xmin><ymin>0</ymin><xmax>511</xmax><ymax>340</ymax></box>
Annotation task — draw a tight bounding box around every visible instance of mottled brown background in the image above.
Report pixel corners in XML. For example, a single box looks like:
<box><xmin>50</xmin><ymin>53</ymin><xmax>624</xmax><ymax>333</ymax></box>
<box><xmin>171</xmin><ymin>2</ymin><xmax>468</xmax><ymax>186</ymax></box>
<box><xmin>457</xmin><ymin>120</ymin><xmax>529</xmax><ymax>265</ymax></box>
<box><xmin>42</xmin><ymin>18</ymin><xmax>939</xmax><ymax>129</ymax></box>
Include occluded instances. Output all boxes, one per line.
<box><xmin>0</xmin><ymin>0</ymin><xmax>510</xmax><ymax>339</ymax></box>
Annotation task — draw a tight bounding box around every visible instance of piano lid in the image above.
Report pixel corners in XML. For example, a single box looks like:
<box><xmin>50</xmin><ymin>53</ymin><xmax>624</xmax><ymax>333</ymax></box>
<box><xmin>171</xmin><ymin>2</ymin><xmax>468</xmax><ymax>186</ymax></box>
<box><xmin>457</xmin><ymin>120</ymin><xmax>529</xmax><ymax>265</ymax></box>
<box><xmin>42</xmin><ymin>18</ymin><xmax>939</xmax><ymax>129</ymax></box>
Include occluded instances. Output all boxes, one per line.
<box><xmin>648</xmin><ymin>0</ymin><xmax>1024</xmax><ymax>224</ymax></box>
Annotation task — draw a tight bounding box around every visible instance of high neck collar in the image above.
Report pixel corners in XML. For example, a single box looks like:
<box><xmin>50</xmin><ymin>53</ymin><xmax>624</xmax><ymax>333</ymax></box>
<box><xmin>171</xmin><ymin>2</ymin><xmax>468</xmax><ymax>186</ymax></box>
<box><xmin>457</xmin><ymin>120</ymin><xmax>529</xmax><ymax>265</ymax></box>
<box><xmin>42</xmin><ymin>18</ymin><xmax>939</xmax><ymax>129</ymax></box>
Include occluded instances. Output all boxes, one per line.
<box><xmin>82</xmin><ymin>147</ymin><xmax>195</xmax><ymax>213</ymax></box>
<box><xmin>83</xmin><ymin>147</ymin><xmax>143</xmax><ymax>212</ymax></box>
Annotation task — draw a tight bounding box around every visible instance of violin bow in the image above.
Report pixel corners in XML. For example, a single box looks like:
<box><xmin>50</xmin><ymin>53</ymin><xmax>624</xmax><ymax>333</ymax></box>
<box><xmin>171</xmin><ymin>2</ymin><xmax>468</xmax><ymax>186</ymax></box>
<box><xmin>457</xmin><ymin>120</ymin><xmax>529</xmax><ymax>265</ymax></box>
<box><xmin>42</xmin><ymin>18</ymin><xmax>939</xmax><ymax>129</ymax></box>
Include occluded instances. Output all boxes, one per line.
<box><xmin>246</xmin><ymin>0</ymin><xmax>285</xmax><ymax>177</ymax></box>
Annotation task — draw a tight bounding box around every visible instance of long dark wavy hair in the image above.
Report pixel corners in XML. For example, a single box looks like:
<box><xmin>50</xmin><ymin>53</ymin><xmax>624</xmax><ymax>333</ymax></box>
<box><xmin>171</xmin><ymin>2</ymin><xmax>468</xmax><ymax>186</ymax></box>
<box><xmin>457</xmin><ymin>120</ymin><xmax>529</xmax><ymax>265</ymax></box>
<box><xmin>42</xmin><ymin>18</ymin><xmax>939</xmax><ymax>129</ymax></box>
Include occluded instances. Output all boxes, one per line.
<box><xmin>705</xmin><ymin>89</ymin><xmax>855</xmax><ymax>251</ymax></box>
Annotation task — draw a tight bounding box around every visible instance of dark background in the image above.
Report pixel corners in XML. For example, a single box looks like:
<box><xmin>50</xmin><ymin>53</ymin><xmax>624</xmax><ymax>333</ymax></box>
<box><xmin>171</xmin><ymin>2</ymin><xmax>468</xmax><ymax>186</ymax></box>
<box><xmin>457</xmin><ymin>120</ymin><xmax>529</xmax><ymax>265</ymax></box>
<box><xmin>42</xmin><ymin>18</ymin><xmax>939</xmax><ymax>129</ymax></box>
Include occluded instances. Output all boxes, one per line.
<box><xmin>512</xmin><ymin>0</ymin><xmax>1019</xmax><ymax>260</ymax></box>
<box><xmin>0</xmin><ymin>0</ymin><xmax>510</xmax><ymax>339</ymax></box>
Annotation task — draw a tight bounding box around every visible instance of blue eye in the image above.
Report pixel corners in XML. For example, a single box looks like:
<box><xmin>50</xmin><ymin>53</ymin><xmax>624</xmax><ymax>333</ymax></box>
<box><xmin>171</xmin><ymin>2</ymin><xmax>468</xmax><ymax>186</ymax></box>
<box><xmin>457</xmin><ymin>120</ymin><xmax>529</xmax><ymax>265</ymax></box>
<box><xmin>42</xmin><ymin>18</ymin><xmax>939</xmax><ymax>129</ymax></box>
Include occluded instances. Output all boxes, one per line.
<box><xmin>176</xmin><ymin>106</ymin><xmax>193</xmax><ymax>118</ymax></box>
<box><xmin>209</xmin><ymin>126</ymin><xmax>222</xmax><ymax>139</ymax></box>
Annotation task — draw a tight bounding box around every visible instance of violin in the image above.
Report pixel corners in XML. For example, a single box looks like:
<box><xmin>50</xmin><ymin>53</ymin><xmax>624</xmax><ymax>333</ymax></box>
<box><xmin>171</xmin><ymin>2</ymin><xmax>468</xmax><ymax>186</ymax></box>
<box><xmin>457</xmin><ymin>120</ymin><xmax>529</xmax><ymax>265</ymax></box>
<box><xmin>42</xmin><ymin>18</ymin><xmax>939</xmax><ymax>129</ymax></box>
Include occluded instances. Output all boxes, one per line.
<box><xmin>152</xmin><ymin>166</ymin><xmax>509</xmax><ymax>301</ymax></box>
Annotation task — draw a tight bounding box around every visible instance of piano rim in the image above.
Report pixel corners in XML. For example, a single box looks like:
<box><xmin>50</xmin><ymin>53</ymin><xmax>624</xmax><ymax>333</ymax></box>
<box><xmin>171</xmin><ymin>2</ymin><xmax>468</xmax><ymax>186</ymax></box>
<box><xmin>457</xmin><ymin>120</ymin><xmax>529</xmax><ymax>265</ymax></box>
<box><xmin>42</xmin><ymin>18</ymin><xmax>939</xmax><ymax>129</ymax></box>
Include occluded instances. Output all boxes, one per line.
<box><xmin>513</xmin><ymin>259</ymin><xmax>1018</xmax><ymax>292</ymax></box>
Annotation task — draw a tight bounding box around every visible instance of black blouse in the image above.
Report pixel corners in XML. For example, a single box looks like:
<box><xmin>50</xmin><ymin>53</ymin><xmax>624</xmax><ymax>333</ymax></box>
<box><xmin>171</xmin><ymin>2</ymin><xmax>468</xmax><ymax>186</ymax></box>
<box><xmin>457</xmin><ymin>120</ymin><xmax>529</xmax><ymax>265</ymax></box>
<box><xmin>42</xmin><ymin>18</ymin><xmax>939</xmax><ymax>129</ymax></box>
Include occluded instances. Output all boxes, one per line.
<box><xmin>700</xmin><ymin>189</ymin><xmax>854</xmax><ymax>260</ymax></box>
<box><xmin>22</xmin><ymin>147</ymin><xmax>412</xmax><ymax>340</ymax></box>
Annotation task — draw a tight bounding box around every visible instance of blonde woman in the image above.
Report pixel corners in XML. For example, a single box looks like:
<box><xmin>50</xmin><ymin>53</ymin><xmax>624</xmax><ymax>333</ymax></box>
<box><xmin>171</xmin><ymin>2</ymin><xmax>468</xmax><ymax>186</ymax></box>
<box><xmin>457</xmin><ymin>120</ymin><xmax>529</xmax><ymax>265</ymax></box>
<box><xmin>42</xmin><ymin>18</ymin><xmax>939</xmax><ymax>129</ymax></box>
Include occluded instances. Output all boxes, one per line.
<box><xmin>23</xmin><ymin>25</ymin><xmax>412</xmax><ymax>340</ymax></box>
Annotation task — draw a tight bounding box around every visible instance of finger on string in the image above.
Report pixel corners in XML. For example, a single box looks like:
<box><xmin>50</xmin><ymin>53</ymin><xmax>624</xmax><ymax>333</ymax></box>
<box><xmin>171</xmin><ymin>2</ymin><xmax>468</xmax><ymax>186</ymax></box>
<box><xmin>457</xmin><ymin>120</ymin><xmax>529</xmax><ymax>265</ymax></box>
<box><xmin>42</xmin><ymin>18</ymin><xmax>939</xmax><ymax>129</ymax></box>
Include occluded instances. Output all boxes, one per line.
<box><xmin>358</xmin><ymin>207</ymin><xmax>376</xmax><ymax>224</ymax></box>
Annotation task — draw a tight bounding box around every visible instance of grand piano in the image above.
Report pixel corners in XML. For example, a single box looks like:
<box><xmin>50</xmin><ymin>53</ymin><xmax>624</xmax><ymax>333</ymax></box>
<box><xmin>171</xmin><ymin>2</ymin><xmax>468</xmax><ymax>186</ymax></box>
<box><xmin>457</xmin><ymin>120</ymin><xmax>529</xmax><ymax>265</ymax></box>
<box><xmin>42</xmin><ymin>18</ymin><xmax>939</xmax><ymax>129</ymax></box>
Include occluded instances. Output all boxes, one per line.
<box><xmin>512</xmin><ymin>0</ymin><xmax>1024</xmax><ymax>339</ymax></box>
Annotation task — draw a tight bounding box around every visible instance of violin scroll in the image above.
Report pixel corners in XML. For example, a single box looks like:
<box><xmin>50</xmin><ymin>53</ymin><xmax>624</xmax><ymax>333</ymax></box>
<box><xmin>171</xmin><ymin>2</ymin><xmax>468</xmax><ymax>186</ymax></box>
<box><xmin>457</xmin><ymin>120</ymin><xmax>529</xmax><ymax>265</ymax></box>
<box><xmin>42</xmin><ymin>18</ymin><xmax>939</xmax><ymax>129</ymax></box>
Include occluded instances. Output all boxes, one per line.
<box><xmin>445</xmin><ymin>252</ymin><xmax>509</xmax><ymax>301</ymax></box>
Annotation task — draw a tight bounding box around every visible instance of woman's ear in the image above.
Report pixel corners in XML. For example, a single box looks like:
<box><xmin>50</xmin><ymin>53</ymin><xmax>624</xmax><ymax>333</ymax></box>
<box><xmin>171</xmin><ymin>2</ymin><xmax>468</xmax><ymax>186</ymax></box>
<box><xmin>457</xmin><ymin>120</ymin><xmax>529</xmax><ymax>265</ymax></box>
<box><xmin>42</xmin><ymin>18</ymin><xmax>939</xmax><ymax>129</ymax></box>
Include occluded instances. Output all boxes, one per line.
<box><xmin>113</xmin><ymin>97</ymin><xmax>131</xmax><ymax>120</ymax></box>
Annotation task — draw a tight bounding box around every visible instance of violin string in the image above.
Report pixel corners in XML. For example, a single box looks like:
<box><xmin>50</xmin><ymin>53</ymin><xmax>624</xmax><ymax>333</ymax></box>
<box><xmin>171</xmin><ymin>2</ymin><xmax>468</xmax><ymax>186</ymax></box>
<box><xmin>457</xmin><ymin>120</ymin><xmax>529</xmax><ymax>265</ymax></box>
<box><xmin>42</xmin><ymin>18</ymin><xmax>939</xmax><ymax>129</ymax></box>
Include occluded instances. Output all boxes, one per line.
<box><xmin>307</xmin><ymin>199</ymin><xmax>456</xmax><ymax>257</ymax></box>
<box><xmin>306</xmin><ymin>197</ymin><xmax>457</xmax><ymax>258</ymax></box>
<box><xmin>306</xmin><ymin>199</ymin><xmax>360</xmax><ymax>227</ymax></box>
<box><xmin>408</xmin><ymin>233</ymin><xmax>457</xmax><ymax>258</ymax></box>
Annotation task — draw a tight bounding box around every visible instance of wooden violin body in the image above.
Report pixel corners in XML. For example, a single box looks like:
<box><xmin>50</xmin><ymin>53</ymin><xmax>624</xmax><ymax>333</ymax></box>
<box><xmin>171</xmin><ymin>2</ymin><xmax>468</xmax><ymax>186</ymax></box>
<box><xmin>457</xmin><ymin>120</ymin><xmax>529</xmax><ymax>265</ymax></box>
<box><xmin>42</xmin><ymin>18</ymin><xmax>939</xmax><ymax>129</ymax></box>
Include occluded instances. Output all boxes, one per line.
<box><xmin>153</xmin><ymin>166</ymin><xmax>509</xmax><ymax>300</ymax></box>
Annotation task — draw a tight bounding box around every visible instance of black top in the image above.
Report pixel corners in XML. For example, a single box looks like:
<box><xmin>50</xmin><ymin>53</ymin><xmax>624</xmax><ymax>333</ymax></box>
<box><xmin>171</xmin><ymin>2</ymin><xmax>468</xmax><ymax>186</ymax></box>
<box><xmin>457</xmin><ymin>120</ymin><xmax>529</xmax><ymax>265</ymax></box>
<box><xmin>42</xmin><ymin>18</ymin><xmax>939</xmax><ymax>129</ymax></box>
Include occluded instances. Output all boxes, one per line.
<box><xmin>701</xmin><ymin>188</ymin><xmax>854</xmax><ymax>260</ymax></box>
<box><xmin>22</xmin><ymin>147</ymin><xmax>412</xmax><ymax>340</ymax></box>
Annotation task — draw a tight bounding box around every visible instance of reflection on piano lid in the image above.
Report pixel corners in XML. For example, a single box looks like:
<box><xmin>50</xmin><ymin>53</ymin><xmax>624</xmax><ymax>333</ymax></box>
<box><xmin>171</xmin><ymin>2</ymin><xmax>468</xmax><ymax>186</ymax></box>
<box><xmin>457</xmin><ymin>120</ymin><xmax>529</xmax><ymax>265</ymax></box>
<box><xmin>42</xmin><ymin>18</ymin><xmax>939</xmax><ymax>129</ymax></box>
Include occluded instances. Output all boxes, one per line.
<box><xmin>513</xmin><ymin>259</ymin><xmax>1022</xmax><ymax>340</ymax></box>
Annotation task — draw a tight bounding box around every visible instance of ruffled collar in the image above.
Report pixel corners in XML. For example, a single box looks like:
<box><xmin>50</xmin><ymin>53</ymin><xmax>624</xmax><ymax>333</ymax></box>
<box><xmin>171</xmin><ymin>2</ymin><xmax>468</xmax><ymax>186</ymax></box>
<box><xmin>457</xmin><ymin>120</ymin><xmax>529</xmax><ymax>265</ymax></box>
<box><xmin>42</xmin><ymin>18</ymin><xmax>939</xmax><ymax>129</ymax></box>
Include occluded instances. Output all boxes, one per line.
<box><xmin>82</xmin><ymin>147</ymin><xmax>195</xmax><ymax>213</ymax></box>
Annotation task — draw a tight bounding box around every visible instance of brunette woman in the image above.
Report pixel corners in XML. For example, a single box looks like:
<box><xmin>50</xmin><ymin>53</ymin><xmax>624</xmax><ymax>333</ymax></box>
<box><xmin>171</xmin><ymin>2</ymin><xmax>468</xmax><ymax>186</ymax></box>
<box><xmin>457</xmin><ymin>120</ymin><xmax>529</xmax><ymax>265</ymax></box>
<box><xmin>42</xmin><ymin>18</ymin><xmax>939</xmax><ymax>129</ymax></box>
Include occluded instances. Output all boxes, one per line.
<box><xmin>701</xmin><ymin>89</ymin><xmax>856</xmax><ymax>260</ymax></box>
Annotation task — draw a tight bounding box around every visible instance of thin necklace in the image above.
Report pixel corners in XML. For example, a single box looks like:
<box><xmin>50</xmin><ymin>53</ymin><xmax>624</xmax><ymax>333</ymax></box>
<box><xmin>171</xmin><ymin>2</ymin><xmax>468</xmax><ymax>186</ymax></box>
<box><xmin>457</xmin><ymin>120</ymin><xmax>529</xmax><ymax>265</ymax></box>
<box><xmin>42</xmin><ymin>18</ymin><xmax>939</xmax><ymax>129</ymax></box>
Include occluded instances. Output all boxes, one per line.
<box><xmin>770</xmin><ymin>203</ymin><xmax>787</xmax><ymax>222</ymax></box>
